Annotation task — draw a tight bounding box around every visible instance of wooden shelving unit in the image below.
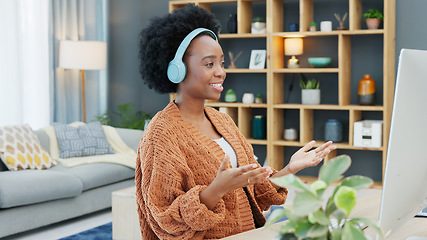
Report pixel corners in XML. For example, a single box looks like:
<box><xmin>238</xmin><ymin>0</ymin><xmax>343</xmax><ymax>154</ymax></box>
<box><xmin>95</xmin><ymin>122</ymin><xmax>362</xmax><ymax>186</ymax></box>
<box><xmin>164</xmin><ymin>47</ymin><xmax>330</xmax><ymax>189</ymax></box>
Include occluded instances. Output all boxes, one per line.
<box><xmin>169</xmin><ymin>0</ymin><xmax>395</xmax><ymax>186</ymax></box>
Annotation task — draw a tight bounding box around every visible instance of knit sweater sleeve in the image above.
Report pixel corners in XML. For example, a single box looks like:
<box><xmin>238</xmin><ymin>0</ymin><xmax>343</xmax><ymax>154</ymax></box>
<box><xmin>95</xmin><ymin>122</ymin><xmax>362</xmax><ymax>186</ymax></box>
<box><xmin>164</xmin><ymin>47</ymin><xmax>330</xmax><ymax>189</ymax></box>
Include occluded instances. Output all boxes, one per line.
<box><xmin>136</xmin><ymin>125</ymin><xmax>226</xmax><ymax>239</ymax></box>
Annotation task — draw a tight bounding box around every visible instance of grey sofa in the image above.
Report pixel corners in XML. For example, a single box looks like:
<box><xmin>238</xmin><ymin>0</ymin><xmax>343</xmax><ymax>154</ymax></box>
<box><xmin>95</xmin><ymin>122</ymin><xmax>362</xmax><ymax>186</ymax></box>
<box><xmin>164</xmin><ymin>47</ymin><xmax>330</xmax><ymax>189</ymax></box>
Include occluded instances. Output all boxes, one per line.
<box><xmin>0</xmin><ymin>127</ymin><xmax>143</xmax><ymax>238</ymax></box>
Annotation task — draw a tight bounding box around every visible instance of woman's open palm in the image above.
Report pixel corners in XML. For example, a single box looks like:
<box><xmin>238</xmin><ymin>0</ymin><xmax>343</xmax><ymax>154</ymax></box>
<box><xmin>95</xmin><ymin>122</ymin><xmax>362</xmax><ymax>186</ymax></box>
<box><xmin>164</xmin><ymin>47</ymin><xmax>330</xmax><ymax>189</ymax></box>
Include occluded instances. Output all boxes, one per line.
<box><xmin>286</xmin><ymin>140</ymin><xmax>337</xmax><ymax>174</ymax></box>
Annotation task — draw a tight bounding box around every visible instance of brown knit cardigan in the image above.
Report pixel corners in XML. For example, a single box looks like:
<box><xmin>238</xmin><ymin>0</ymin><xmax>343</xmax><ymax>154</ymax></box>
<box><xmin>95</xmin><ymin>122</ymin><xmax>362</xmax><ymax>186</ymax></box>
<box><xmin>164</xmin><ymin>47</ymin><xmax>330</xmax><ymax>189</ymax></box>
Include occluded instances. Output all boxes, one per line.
<box><xmin>135</xmin><ymin>102</ymin><xmax>288</xmax><ymax>239</ymax></box>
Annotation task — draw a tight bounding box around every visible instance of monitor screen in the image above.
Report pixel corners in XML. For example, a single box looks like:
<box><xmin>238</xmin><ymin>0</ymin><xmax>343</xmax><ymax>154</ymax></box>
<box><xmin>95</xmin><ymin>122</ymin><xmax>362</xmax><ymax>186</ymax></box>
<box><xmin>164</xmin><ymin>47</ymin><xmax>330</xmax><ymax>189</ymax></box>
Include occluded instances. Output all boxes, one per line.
<box><xmin>378</xmin><ymin>49</ymin><xmax>427</xmax><ymax>237</ymax></box>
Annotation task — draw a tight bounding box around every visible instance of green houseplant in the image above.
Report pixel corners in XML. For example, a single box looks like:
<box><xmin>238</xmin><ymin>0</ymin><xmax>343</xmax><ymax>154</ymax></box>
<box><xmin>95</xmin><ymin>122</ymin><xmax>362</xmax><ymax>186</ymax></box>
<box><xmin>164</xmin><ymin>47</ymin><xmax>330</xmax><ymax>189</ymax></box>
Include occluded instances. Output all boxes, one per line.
<box><xmin>300</xmin><ymin>74</ymin><xmax>320</xmax><ymax>90</ymax></box>
<box><xmin>363</xmin><ymin>9</ymin><xmax>383</xmax><ymax>29</ymax></box>
<box><xmin>251</xmin><ymin>17</ymin><xmax>266</xmax><ymax>34</ymax></box>
<box><xmin>266</xmin><ymin>155</ymin><xmax>383</xmax><ymax>240</ymax></box>
<box><xmin>94</xmin><ymin>103</ymin><xmax>153</xmax><ymax>130</ymax></box>
<box><xmin>300</xmin><ymin>74</ymin><xmax>320</xmax><ymax>105</ymax></box>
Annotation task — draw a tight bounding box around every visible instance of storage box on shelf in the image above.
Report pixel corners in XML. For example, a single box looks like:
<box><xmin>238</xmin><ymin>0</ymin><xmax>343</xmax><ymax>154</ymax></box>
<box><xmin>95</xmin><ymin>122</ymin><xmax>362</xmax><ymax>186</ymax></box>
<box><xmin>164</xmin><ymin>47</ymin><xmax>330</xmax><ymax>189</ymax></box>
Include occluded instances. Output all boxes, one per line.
<box><xmin>169</xmin><ymin>0</ymin><xmax>395</xmax><ymax>187</ymax></box>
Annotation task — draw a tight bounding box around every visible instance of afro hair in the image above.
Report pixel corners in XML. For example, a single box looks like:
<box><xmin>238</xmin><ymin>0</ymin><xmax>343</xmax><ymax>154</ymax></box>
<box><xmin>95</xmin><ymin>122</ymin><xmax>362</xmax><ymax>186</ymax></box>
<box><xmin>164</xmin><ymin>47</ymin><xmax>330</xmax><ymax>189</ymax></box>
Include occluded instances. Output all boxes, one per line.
<box><xmin>138</xmin><ymin>4</ymin><xmax>221</xmax><ymax>94</ymax></box>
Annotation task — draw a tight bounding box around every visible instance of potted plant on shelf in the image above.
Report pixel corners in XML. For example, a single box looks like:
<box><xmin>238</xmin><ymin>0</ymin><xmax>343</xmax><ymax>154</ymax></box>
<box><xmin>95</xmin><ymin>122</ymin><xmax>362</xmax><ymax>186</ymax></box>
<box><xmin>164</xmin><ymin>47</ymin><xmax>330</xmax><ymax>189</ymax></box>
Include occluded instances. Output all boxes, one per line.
<box><xmin>363</xmin><ymin>8</ymin><xmax>383</xmax><ymax>29</ymax></box>
<box><xmin>251</xmin><ymin>17</ymin><xmax>266</xmax><ymax>34</ymax></box>
<box><xmin>300</xmin><ymin>73</ymin><xmax>320</xmax><ymax>105</ymax></box>
<box><xmin>266</xmin><ymin>155</ymin><xmax>383</xmax><ymax>240</ymax></box>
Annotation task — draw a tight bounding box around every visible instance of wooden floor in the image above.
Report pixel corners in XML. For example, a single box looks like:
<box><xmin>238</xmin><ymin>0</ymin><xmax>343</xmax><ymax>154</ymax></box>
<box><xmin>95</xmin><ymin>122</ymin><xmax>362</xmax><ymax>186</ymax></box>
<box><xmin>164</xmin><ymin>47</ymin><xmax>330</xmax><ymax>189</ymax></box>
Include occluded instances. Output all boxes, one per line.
<box><xmin>4</xmin><ymin>209</ymin><xmax>112</xmax><ymax>240</ymax></box>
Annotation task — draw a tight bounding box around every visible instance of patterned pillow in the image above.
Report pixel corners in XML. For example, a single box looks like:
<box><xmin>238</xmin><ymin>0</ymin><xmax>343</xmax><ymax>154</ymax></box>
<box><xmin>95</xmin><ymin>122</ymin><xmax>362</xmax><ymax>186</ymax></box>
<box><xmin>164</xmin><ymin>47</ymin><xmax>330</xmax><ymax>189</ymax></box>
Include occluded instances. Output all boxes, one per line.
<box><xmin>0</xmin><ymin>124</ymin><xmax>56</xmax><ymax>171</ymax></box>
<box><xmin>53</xmin><ymin>122</ymin><xmax>114</xmax><ymax>158</ymax></box>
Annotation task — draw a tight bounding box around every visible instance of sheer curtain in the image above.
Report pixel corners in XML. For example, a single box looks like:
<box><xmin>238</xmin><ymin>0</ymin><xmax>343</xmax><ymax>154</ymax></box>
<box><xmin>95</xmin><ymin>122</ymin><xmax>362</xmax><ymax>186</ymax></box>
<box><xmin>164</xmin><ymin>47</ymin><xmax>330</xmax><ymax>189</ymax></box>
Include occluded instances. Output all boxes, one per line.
<box><xmin>51</xmin><ymin>0</ymin><xmax>109</xmax><ymax>124</ymax></box>
<box><xmin>0</xmin><ymin>0</ymin><xmax>51</xmax><ymax>129</ymax></box>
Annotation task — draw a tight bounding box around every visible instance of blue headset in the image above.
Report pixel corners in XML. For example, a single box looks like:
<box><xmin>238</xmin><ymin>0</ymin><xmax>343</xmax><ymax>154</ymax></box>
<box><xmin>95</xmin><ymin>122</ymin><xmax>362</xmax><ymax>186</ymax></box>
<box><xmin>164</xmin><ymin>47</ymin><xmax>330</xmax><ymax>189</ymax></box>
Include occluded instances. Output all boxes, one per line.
<box><xmin>167</xmin><ymin>28</ymin><xmax>218</xmax><ymax>84</ymax></box>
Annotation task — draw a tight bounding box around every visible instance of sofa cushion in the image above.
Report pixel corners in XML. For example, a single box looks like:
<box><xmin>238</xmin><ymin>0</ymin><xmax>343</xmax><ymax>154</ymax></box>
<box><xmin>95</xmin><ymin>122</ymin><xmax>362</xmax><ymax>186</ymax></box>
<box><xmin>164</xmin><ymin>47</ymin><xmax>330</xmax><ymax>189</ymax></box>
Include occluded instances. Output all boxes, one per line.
<box><xmin>53</xmin><ymin>122</ymin><xmax>114</xmax><ymax>158</ymax></box>
<box><xmin>0</xmin><ymin>167</ymin><xmax>83</xmax><ymax>208</ymax></box>
<box><xmin>50</xmin><ymin>163</ymin><xmax>134</xmax><ymax>191</ymax></box>
<box><xmin>0</xmin><ymin>124</ymin><xmax>56</xmax><ymax>171</ymax></box>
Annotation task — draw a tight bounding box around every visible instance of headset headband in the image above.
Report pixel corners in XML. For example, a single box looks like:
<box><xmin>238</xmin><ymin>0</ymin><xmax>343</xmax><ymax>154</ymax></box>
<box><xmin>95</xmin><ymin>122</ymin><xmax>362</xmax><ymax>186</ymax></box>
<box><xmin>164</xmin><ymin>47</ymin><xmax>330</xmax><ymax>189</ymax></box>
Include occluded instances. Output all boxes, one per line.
<box><xmin>173</xmin><ymin>28</ymin><xmax>218</xmax><ymax>60</ymax></box>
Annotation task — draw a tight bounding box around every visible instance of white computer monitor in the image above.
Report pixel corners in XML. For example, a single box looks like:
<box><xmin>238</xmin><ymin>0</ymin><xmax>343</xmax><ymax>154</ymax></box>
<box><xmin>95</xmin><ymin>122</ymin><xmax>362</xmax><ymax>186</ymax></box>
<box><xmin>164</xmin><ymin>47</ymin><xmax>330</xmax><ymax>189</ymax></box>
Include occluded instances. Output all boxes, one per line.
<box><xmin>378</xmin><ymin>49</ymin><xmax>427</xmax><ymax>237</ymax></box>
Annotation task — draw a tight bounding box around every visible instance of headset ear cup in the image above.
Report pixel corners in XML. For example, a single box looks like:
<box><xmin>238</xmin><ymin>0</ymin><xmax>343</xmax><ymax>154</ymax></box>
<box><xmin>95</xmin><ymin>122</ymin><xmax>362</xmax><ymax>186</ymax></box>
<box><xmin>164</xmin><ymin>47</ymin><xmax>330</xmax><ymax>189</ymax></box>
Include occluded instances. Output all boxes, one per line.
<box><xmin>167</xmin><ymin>59</ymin><xmax>186</xmax><ymax>83</ymax></box>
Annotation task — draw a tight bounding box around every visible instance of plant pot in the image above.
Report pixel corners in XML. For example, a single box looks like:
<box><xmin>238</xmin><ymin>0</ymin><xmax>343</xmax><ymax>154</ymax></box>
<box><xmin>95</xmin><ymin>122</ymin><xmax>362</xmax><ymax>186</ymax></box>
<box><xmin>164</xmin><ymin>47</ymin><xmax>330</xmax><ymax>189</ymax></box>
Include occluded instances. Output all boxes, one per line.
<box><xmin>251</xmin><ymin>22</ymin><xmax>266</xmax><ymax>34</ymax></box>
<box><xmin>366</xmin><ymin>18</ymin><xmax>381</xmax><ymax>29</ymax></box>
<box><xmin>301</xmin><ymin>89</ymin><xmax>321</xmax><ymax>105</ymax></box>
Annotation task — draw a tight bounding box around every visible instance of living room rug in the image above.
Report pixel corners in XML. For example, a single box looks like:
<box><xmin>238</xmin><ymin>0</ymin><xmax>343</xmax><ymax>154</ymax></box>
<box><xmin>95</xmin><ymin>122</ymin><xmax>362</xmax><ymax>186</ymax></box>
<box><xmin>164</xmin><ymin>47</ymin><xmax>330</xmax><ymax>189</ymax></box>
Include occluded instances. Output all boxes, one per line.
<box><xmin>59</xmin><ymin>222</ymin><xmax>112</xmax><ymax>240</ymax></box>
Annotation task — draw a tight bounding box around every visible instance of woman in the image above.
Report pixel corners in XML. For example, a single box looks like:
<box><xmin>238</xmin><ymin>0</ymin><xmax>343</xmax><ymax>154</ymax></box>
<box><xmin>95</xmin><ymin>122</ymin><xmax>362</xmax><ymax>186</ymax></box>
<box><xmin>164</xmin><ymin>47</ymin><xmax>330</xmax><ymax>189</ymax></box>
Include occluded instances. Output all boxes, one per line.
<box><xmin>136</xmin><ymin>4</ymin><xmax>336</xmax><ymax>239</ymax></box>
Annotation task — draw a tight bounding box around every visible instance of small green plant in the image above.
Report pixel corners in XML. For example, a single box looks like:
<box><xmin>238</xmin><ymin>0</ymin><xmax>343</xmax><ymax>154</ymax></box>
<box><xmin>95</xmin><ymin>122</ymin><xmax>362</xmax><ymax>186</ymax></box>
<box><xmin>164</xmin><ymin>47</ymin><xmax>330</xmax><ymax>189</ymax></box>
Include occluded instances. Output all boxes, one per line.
<box><xmin>94</xmin><ymin>103</ymin><xmax>153</xmax><ymax>130</ymax></box>
<box><xmin>363</xmin><ymin>8</ymin><xmax>384</xmax><ymax>20</ymax></box>
<box><xmin>266</xmin><ymin>155</ymin><xmax>383</xmax><ymax>240</ymax></box>
<box><xmin>310</xmin><ymin>21</ymin><xmax>317</xmax><ymax>27</ymax></box>
<box><xmin>252</xmin><ymin>17</ymin><xmax>265</xmax><ymax>23</ymax></box>
<box><xmin>300</xmin><ymin>73</ymin><xmax>320</xmax><ymax>89</ymax></box>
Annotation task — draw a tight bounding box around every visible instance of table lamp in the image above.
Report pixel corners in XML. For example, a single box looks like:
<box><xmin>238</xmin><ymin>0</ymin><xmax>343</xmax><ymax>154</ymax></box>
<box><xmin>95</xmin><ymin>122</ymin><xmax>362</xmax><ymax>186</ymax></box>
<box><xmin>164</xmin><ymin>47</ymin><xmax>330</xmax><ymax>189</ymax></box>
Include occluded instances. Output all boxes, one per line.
<box><xmin>59</xmin><ymin>40</ymin><xmax>107</xmax><ymax>122</ymax></box>
<box><xmin>284</xmin><ymin>38</ymin><xmax>303</xmax><ymax>68</ymax></box>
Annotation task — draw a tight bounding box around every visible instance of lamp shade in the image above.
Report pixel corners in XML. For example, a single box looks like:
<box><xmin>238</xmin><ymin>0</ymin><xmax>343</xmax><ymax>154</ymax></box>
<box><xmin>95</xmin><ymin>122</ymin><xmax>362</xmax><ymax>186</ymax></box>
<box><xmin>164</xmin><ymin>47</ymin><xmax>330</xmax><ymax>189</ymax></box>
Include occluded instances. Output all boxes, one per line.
<box><xmin>284</xmin><ymin>38</ymin><xmax>303</xmax><ymax>56</ymax></box>
<box><xmin>59</xmin><ymin>40</ymin><xmax>107</xmax><ymax>70</ymax></box>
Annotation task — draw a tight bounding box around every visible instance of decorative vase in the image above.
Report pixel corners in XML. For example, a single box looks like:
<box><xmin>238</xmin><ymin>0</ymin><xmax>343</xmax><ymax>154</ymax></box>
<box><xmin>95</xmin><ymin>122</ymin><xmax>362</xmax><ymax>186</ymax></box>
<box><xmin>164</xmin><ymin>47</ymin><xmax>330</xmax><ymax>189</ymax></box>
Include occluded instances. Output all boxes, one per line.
<box><xmin>358</xmin><ymin>74</ymin><xmax>376</xmax><ymax>105</ymax></box>
<box><xmin>320</xmin><ymin>21</ymin><xmax>332</xmax><ymax>32</ymax></box>
<box><xmin>251</xmin><ymin>22</ymin><xmax>266</xmax><ymax>34</ymax></box>
<box><xmin>253</xmin><ymin>115</ymin><xmax>266</xmax><ymax>139</ymax></box>
<box><xmin>366</xmin><ymin>18</ymin><xmax>381</xmax><ymax>29</ymax></box>
<box><xmin>289</xmin><ymin>23</ymin><xmax>299</xmax><ymax>32</ymax></box>
<box><xmin>325</xmin><ymin>119</ymin><xmax>343</xmax><ymax>142</ymax></box>
<box><xmin>225</xmin><ymin>89</ymin><xmax>237</xmax><ymax>102</ymax></box>
<box><xmin>242</xmin><ymin>93</ymin><xmax>255</xmax><ymax>104</ymax></box>
<box><xmin>227</xmin><ymin>14</ymin><xmax>237</xmax><ymax>33</ymax></box>
<box><xmin>284</xmin><ymin>128</ymin><xmax>298</xmax><ymax>141</ymax></box>
<box><xmin>301</xmin><ymin>89</ymin><xmax>321</xmax><ymax>105</ymax></box>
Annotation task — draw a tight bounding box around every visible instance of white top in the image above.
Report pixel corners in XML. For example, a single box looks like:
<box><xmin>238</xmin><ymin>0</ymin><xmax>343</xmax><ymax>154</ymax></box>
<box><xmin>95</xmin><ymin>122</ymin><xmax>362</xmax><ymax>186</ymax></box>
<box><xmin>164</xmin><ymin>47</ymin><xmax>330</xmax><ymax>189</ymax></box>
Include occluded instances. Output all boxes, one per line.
<box><xmin>214</xmin><ymin>137</ymin><xmax>238</xmax><ymax>168</ymax></box>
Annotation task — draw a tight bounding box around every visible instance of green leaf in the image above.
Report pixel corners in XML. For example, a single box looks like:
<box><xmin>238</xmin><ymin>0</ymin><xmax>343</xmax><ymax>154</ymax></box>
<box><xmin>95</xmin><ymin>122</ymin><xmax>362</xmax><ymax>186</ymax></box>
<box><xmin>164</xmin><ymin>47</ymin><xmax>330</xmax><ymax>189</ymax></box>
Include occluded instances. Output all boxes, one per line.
<box><xmin>331</xmin><ymin>209</ymin><xmax>346</xmax><ymax>223</ymax></box>
<box><xmin>325</xmin><ymin>192</ymin><xmax>338</xmax><ymax>217</ymax></box>
<box><xmin>282</xmin><ymin>205</ymin><xmax>308</xmax><ymax>223</ymax></box>
<box><xmin>265</xmin><ymin>207</ymin><xmax>288</xmax><ymax>228</ymax></box>
<box><xmin>342</xmin><ymin>222</ymin><xmax>367</xmax><ymax>240</ymax></box>
<box><xmin>307</xmin><ymin>224</ymin><xmax>329</xmax><ymax>238</ymax></box>
<box><xmin>331</xmin><ymin>228</ymin><xmax>342</xmax><ymax>240</ymax></box>
<box><xmin>310</xmin><ymin>180</ymin><xmax>328</xmax><ymax>195</ymax></box>
<box><xmin>319</xmin><ymin>155</ymin><xmax>351</xmax><ymax>185</ymax></box>
<box><xmin>341</xmin><ymin>176</ymin><xmax>373</xmax><ymax>190</ymax></box>
<box><xmin>311</xmin><ymin>209</ymin><xmax>331</xmax><ymax>226</ymax></box>
<box><xmin>314</xmin><ymin>79</ymin><xmax>320</xmax><ymax>89</ymax></box>
<box><xmin>308</xmin><ymin>213</ymin><xmax>317</xmax><ymax>224</ymax></box>
<box><xmin>294</xmin><ymin>191</ymin><xmax>322</xmax><ymax>216</ymax></box>
<box><xmin>295</xmin><ymin>221</ymin><xmax>312</xmax><ymax>238</ymax></box>
<box><xmin>334</xmin><ymin>186</ymin><xmax>357</xmax><ymax>217</ymax></box>
<box><xmin>270</xmin><ymin>174</ymin><xmax>311</xmax><ymax>193</ymax></box>
<box><xmin>278</xmin><ymin>221</ymin><xmax>297</xmax><ymax>234</ymax></box>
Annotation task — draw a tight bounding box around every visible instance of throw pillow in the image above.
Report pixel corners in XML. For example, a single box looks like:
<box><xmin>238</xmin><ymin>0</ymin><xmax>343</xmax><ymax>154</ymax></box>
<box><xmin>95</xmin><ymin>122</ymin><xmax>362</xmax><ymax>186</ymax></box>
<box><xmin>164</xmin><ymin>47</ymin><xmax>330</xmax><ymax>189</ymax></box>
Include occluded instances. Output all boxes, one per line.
<box><xmin>53</xmin><ymin>121</ymin><xmax>114</xmax><ymax>158</ymax></box>
<box><xmin>0</xmin><ymin>124</ymin><xmax>56</xmax><ymax>171</ymax></box>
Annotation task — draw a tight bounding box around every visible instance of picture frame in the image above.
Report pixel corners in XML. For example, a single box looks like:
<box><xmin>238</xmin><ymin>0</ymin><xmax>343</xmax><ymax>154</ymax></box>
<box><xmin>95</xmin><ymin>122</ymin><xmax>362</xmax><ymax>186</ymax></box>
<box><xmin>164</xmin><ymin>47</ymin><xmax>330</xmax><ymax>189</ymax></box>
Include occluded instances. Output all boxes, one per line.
<box><xmin>249</xmin><ymin>49</ymin><xmax>267</xmax><ymax>69</ymax></box>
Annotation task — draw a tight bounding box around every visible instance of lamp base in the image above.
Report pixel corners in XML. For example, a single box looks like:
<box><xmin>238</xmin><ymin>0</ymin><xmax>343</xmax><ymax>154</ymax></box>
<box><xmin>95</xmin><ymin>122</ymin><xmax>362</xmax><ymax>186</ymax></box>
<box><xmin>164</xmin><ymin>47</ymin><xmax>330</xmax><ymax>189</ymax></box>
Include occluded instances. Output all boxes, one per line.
<box><xmin>287</xmin><ymin>56</ymin><xmax>300</xmax><ymax>68</ymax></box>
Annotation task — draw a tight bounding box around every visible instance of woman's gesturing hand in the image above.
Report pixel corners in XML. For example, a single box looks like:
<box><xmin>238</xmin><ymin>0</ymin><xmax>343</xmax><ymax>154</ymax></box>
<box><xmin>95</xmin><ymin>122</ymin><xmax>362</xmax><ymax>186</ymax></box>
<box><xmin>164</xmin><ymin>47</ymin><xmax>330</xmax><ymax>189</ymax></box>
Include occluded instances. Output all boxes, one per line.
<box><xmin>278</xmin><ymin>140</ymin><xmax>337</xmax><ymax>177</ymax></box>
<box><xmin>200</xmin><ymin>154</ymin><xmax>272</xmax><ymax>210</ymax></box>
<box><xmin>214</xmin><ymin>154</ymin><xmax>272</xmax><ymax>191</ymax></box>
<box><xmin>268</xmin><ymin>141</ymin><xmax>337</xmax><ymax>189</ymax></box>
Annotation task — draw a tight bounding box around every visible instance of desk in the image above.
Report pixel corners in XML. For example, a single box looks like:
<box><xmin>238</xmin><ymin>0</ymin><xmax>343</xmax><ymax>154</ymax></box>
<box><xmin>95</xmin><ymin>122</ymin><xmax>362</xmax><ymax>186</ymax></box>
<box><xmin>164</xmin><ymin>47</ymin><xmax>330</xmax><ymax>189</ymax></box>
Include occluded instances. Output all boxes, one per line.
<box><xmin>112</xmin><ymin>186</ymin><xmax>141</xmax><ymax>240</ymax></box>
<box><xmin>222</xmin><ymin>189</ymin><xmax>427</xmax><ymax>239</ymax></box>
